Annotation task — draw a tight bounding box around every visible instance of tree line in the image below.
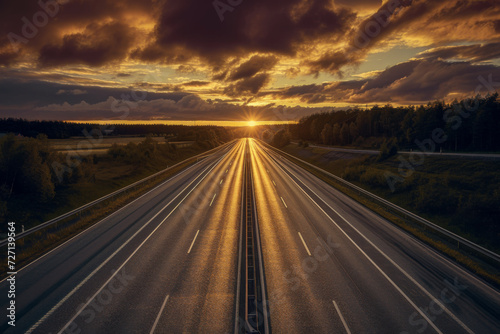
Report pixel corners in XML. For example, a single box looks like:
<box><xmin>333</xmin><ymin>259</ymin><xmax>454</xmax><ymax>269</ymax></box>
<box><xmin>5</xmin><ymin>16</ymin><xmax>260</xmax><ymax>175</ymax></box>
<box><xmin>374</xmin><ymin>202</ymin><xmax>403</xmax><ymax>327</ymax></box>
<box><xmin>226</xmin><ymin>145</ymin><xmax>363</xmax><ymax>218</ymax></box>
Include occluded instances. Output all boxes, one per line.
<box><xmin>0</xmin><ymin>118</ymin><xmax>231</xmax><ymax>141</ymax></box>
<box><xmin>291</xmin><ymin>94</ymin><xmax>500</xmax><ymax>152</ymax></box>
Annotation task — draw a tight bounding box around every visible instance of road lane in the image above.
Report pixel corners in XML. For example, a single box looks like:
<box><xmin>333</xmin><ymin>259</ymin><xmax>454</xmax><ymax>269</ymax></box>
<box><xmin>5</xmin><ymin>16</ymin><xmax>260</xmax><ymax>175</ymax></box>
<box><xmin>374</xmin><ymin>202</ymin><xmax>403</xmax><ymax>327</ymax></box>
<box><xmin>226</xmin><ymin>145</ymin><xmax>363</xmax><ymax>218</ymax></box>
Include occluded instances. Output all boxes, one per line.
<box><xmin>0</xmin><ymin>140</ymin><xmax>243</xmax><ymax>333</ymax></box>
<box><xmin>50</xmin><ymin>140</ymin><xmax>245</xmax><ymax>334</ymax></box>
<box><xmin>254</xmin><ymin>139</ymin><xmax>500</xmax><ymax>333</ymax></box>
<box><xmin>250</xmin><ymin>139</ymin><xmax>427</xmax><ymax>333</ymax></box>
<box><xmin>1</xmin><ymin>138</ymin><xmax>499</xmax><ymax>333</ymax></box>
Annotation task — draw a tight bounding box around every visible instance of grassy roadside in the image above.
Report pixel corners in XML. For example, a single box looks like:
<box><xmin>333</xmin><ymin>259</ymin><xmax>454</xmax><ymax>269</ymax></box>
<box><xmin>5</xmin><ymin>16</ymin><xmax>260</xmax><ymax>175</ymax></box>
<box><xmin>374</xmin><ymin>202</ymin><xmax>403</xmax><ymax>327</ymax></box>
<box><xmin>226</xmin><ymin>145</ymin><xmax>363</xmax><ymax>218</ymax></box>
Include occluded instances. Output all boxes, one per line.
<box><xmin>0</xmin><ymin>142</ymin><xmax>228</xmax><ymax>277</ymax></box>
<box><xmin>271</xmin><ymin>143</ymin><xmax>500</xmax><ymax>286</ymax></box>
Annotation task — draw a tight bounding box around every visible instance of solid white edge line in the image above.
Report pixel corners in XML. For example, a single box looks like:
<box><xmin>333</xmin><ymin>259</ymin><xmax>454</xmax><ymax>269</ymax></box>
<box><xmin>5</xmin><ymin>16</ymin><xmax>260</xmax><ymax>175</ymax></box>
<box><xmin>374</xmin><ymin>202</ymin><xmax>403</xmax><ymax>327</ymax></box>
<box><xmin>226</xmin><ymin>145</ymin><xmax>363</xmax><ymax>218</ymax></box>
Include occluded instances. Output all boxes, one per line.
<box><xmin>298</xmin><ymin>232</ymin><xmax>312</xmax><ymax>256</ymax></box>
<box><xmin>187</xmin><ymin>230</ymin><xmax>200</xmax><ymax>254</ymax></box>
<box><xmin>280</xmin><ymin>196</ymin><xmax>287</xmax><ymax>208</ymax></box>
<box><xmin>43</xmin><ymin>146</ymin><xmax>233</xmax><ymax>334</ymax></box>
<box><xmin>333</xmin><ymin>300</ymin><xmax>352</xmax><ymax>334</ymax></box>
<box><xmin>260</xmin><ymin>143</ymin><xmax>445</xmax><ymax>334</ymax></box>
<box><xmin>149</xmin><ymin>294</ymin><xmax>170</xmax><ymax>334</ymax></box>
<box><xmin>209</xmin><ymin>193</ymin><xmax>217</xmax><ymax>207</ymax></box>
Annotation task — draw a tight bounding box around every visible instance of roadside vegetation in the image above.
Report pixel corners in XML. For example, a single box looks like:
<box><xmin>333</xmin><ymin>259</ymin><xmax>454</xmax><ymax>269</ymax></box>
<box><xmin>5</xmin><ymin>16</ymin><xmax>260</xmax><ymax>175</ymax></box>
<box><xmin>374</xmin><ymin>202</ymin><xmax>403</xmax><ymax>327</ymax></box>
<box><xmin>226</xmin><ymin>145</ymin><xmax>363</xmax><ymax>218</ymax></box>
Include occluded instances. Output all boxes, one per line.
<box><xmin>270</xmin><ymin>143</ymin><xmax>500</xmax><ymax>285</ymax></box>
<box><xmin>291</xmin><ymin>93</ymin><xmax>500</xmax><ymax>152</ymax></box>
<box><xmin>0</xmin><ymin>121</ymin><xmax>232</xmax><ymax>235</ymax></box>
<box><xmin>281</xmin><ymin>144</ymin><xmax>500</xmax><ymax>254</ymax></box>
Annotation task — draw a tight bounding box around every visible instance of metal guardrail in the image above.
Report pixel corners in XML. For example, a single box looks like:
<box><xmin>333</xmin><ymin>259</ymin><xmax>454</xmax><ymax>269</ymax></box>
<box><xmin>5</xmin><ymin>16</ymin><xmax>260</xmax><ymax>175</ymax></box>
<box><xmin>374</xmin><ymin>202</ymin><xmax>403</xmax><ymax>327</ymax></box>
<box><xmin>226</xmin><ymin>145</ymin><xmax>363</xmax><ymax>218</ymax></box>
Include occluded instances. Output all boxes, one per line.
<box><xmin>0</xmin><ymin>140</ymin><xmax>235</xmax><ymax>247</ymax></box>
<box><xmin>260</xmin><ymin>140</ymin><xmax>500</xmax><ymax>266</ymax></box>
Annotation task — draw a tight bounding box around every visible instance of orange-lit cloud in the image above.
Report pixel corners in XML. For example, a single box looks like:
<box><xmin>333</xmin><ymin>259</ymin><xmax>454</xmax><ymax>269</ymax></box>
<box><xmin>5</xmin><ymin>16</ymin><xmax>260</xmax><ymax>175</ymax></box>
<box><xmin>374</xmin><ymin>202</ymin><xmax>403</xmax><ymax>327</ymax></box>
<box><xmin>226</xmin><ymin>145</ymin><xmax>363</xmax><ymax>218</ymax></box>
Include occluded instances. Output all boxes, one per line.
<box><xmin>0</xmin><ymin>0</ymin><xmax>499</xmax><ymax>120</ymax></box>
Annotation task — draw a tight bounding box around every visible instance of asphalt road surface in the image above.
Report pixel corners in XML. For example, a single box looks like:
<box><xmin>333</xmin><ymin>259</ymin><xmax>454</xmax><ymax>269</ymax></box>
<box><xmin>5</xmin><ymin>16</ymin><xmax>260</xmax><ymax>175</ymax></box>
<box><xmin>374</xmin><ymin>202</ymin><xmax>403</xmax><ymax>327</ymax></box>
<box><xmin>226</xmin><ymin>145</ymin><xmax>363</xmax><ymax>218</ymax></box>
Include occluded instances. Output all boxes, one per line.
<box><xmin>1</xmin><ymin>138</ymin><xmax>499</xmax><ymax>333</ymax></box>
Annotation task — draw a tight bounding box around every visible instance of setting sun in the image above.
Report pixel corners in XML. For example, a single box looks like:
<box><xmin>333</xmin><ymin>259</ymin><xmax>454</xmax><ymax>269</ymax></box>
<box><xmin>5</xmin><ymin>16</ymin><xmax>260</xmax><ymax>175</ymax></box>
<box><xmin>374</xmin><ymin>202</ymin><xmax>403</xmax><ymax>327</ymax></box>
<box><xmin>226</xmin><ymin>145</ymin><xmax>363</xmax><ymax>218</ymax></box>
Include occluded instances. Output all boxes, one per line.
<box><xmin>248</xmin><ymin>120</ymin><xmax>257</xmax><ymax>127</ymax></box>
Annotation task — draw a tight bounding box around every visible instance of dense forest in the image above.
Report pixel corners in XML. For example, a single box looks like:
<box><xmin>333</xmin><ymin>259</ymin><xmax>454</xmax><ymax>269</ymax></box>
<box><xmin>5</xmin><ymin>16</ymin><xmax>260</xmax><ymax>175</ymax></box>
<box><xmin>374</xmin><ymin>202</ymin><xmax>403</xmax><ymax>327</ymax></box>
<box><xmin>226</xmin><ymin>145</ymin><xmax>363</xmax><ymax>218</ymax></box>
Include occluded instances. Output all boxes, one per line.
<box><xmin>290</xmin><ymin>94</ymin><xmax>500</xmax><ymax>152</ymax></box>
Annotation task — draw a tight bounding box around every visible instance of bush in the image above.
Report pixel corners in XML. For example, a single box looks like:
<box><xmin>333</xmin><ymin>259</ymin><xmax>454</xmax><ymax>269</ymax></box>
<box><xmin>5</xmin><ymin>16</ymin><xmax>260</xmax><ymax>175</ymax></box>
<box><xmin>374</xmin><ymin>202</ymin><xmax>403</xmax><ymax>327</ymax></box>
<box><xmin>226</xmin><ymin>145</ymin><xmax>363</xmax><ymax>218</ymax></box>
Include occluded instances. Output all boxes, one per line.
<box><xmin>414</xmin><ymin>178</ymin><xmax>459</xmax><ymax>214</ymax></box>
<box><xmin>360</xmin><ymin>168</ymin><xmax>387</xmax><ymax>188</ymax></box>
<box><xmin>378</xmin><ymin>138</ymin><xmax>398</xmax><ymax>161</ymax></box>
<box><xmin>272</xmin><ymin>129</ymin><xmax>291</xmax><ymax>148</ymax></box>
<box><xmin>342</xmin><ymin>165</ymin><xmax>366</xmax><ymax>181</ymax></box>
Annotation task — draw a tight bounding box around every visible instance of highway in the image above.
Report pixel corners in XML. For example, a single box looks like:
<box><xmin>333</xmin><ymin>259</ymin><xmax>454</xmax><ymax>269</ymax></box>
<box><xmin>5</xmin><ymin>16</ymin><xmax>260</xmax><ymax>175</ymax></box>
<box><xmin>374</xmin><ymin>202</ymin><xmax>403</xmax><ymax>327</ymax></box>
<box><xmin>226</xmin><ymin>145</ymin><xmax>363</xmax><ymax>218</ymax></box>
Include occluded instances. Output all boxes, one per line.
<box><xmin>1</xmin><ymin>138</ymin><xmax>499</xmax><ymax>333</ymax></box>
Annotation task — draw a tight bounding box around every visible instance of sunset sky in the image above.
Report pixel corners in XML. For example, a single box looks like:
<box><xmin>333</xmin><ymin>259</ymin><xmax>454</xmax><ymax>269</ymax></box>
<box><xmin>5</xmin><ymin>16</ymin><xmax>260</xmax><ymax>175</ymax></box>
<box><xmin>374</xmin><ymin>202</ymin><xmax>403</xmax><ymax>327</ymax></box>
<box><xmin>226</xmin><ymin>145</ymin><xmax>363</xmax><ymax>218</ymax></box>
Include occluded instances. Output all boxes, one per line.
<box><xmin>1</xmin><ymin>0</ymin><xmax>499</xmax><ymax>122</ymax></box>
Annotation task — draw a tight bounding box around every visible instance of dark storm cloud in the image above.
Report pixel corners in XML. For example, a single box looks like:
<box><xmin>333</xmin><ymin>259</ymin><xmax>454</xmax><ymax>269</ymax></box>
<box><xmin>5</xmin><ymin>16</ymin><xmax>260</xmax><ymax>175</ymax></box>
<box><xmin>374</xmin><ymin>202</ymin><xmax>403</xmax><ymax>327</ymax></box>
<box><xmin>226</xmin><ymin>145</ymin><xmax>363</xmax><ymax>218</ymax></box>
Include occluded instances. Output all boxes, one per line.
<box><xmin>181</xmin><ymin>80</ymin><xmax>210</xmax><ymax>87</ymax></box>
<box><xmin>133</xmin><ymin>0</ymin><xmax>355</xmax><ymax>63</ymax></box>
<box><xmin>0</xmin><ymin>78</ymin><xmax>189</xmax><ymax>108</ymax></box>
<box><xmin>227</xmin><ymin>55</ymin><xmax>278</xmax><ymax>81</ymax></box>
<box><xmin>0</xmin><ymin>79</ymin><xmax>326</xmax><ymax>121</ymax></box>
<box><xmin>430</xmin><ymin>0</ymin><xmax>499</xmax><ymax>20</ymax></box>
<box><xmin>1</xmin><ymin>0</ymin><xmax>500</xmax><ymax>117</ymax></box>
<box><xmin>350</xmin><ymin>59</ymin><xmax>500</xmax><ymax>103</ymax></box>
<box><xmin>306</xmin><ymin>0</ymin><xmax>500</xmax><ymax>74</ymax></box>
<box><xmin>1</xmin><ymin>0</ymin><xmax>499</xmax><ymax>75</ymax></box>
<box><xmin>418</xmin><ymin>42</ymin><xmax>500</xmax><ymax>63</ymax></box>
<box><xmin>0</xmin><ymin>0</ymin><xmax>155</xmax><ymax>56</ymax></box>
<box><xmin>272</xmin><ymin>58</ymin><xmax>500</xmax><ymax>104</ymax></box>
<box><xmin>335</xmin><ymin>0</ymin><xmax>382</xmax><ymax>10</ymax></box>
<box><xmin>0</xmin><ymin>50</ymin><xmax>17</xmax><ymax>66</ymax></box>
<box><xmin>305</xmin><ymin>0</ymin><xmax>416</xmax><ymax>74</ymax></box>
<box><xmin>38</xmin><ymin>22</ymin><xmax>138</xmax><ymax>67</ymax></box>
<box><xmin>223</xmin><ymin>73</ymin><xmax>271</xmax><ymax>97</ymax></box>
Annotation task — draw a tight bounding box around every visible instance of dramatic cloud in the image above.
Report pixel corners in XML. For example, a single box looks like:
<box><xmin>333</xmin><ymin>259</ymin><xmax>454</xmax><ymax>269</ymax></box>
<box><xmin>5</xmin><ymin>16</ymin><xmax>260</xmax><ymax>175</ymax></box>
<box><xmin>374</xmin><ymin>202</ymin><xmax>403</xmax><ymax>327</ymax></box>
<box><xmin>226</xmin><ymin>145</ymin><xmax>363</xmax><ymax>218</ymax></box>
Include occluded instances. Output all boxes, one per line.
<box><xmin>418</xmin><ymin>42</ymin><xmax>500</xmax><ymax>63</ymax></box>
<box><xmin>1</xmin><ymin>0</ymin><xmax>499</xmax><ymax>120</ymax></box>
<box><xmin>226</xmin><ymin>55</ymin><xmax>278</xmax><ymax>81</ymax></box>
<box><xmin>0</xmin><ymin>78</ymin><xmax>189</xmax><ymax>107</ymax></box>
<box><xmin>224</xmin><ymin>73</ymin><xmax>271</xmax><ymax>97</ymax></box>
<box><xmin>38</xmin><ymin>22</ymin><xmax>139</xmax><ymax>67</ymax></box>
<box><xmin>272</xmin><ymin>58</ymin><xmax>500</xmax><ymax>104</ymax></box>
<box><xmin>133</xmin><ymin>0</ymin><xmax>355</xmax><ymax>64</ymax></box>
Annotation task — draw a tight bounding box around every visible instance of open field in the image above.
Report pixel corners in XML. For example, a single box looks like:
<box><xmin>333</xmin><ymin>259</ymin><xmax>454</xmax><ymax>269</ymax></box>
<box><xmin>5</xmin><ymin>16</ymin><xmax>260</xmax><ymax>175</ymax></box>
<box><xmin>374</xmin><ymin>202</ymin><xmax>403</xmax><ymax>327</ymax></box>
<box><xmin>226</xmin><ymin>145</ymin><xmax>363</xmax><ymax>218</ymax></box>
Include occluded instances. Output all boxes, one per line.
<box><xmin>49</xmin><ymin>136</ymin><xmax>193</xmax><ymax>155</ymax></box>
